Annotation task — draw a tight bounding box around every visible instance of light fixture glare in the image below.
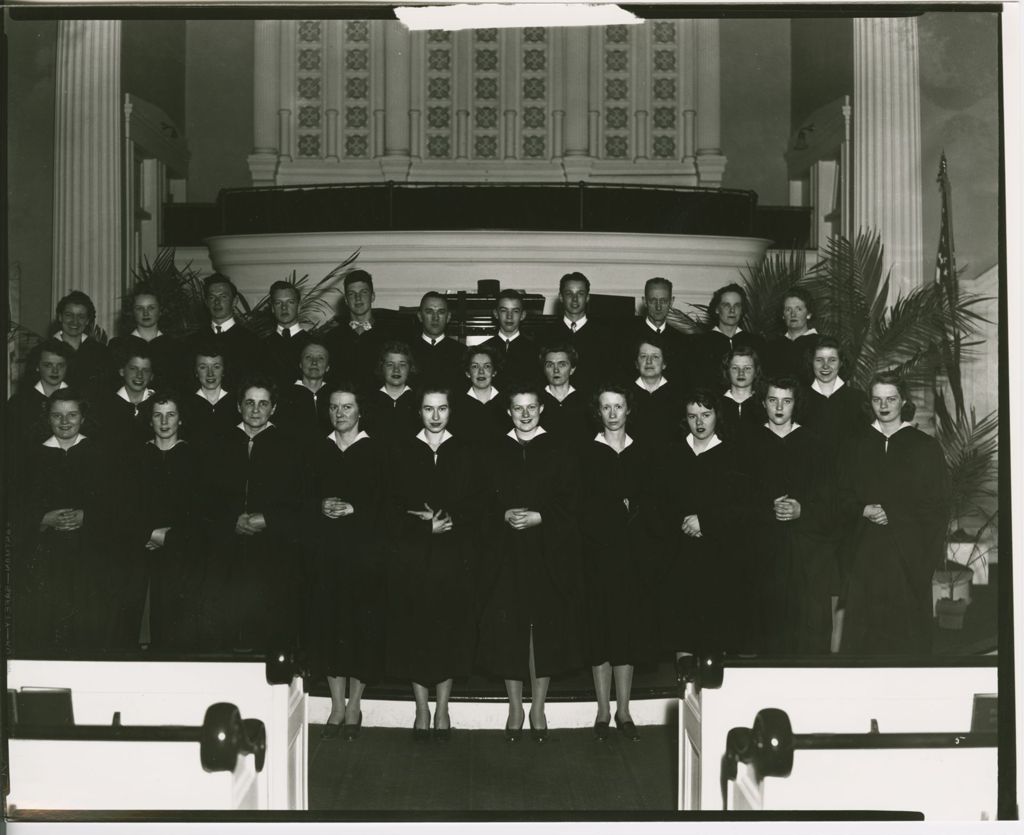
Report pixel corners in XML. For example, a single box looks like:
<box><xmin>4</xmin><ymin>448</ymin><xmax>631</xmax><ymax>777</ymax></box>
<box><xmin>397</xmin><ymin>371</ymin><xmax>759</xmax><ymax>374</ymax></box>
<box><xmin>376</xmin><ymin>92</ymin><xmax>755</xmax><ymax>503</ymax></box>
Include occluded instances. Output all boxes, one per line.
<box><xmin>395</xmin><ymin>4</ymin><xmax>641</xmax><ymax>31</ymax></box>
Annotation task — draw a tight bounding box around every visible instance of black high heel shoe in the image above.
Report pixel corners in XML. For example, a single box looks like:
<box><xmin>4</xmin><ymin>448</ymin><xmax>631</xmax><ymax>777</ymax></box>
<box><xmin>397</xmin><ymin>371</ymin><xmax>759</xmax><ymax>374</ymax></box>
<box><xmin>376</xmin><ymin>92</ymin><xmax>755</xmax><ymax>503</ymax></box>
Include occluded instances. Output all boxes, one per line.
<box><xmin>320</xmin><ymin>721</ymin><xmax>343</xmax><ymax>740</ymax></box>
<box><xmin>614</xmin><ymin>714</ymin><xmax>640</xmax><ymax>742</ymax></box>
<box><xmin>593</xmin><ymin>719</ymin><xmax>610</xmax><ymax>741</ymax></box>
<box><xmin>505</xmin><ymin>715</ymin><xmax>525</xmax><ymax>742</ymax></box>
<box><xmin>341</xmin><ymin>711</ymin><xmax>363</xmax><ymax>741</ymax></box>
<box><xmin>529</xmin><ymin>714</ymin><xmax>548</xmax><ymax>743</ymax></box>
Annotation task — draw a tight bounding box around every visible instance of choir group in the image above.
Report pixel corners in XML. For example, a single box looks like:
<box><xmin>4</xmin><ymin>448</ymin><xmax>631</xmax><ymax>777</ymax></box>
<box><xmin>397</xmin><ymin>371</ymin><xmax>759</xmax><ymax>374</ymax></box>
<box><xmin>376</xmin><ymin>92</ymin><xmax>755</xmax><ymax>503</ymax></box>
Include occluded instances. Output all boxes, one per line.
<box><xmin>5</xmin><ymin>268</ymin><xmax>950</xmax><ymax>741</ymax></box>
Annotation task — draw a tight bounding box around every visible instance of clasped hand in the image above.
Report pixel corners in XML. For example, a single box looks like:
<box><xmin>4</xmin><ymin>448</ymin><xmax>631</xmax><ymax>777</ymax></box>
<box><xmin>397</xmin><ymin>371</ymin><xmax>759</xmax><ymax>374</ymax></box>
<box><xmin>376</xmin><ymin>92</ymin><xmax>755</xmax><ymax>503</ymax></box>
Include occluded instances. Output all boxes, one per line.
<box><xmin>681</xmin><ymin>514</ymin><xmax>702</xmax><ymax>537</ymax></box>
<box><xmin>863</xmin><ymin>503</ymin><xmax>889</xmax><ymax>526</ymax></box>
<box><xmin>407</xmin><ymin>502</ymin><xmax>453</xmax><ymax>534</ymax></box>
<box><xmin>235</xmin><ymin>512</ymin><xmax>267</xmax><ymax>535</ymax></box>
<box><xmin>321</xmin><ymin>498</ymin><xmax>355</xmax><ymax>519</ymax></box>
<box><xmin>504</xmin><ymin>507</ymin><xmax>541</xmax><ymax>530</ymax></box>
<box><xmin>773</xmin><ymin>494</ymin><xmax>802</xmax><ymax>522</ymax></box>
<box><xmin>146</xmin><ymin>526</ymin><xmax>170</xmax><ymax>550</ymax></box>
<box><xmin>41</xmin><ymin>508</ymin><xmax>84</xmax><ymax>531</ymax></box>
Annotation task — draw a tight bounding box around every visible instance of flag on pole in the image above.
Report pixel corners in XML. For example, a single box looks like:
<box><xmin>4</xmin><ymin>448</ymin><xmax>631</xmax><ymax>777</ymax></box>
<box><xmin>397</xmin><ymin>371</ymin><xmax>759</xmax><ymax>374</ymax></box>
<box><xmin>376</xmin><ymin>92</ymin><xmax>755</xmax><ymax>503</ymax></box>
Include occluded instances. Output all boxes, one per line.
<box><xmin>934</xmin><ymin>152</ymin><xmax>965</xmax><ymax>423</ymax></box>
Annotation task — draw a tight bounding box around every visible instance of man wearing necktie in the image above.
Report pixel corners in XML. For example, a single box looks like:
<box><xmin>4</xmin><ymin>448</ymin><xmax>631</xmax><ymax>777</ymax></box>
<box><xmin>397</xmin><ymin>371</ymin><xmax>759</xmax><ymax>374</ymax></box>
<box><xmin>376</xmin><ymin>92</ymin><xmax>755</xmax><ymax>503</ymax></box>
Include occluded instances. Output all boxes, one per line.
<box><xmin>325</xmin><ymin>269</ymin><xmax>391</xmax><ymax>397</ymax></box>
<box><xmin>186</xmin><ymin>274</ymin><xmax>261</xmax><ymax>388</ymax></box>
<box><xmin>481</xmin><ymin>289</ymin><xmax>540</xmax><ymax>388</ymax></box>
<box><xmin>410</xmin><ymin>291</ymin><xmax>463</xmax><ymax>391</ymax></box>
<box><xmin>262</xmin><ymin>280</ymin><xmax>310</xmax><ymax>389</ymax></box>
<box><xmin>619</xmin><ymin>277</ymin><xmax>694</xmax><ymax>390</ymax></box>
<box><xmin>542</xmin><ymin>272</ymin><xmax>609</xmax><ymax>398</ymax></box>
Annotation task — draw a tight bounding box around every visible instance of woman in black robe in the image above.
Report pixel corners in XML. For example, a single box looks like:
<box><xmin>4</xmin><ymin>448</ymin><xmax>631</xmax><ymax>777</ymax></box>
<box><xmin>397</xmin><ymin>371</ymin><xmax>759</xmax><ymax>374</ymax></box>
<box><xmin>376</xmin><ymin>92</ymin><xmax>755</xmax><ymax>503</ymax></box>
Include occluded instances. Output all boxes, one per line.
<box><xmin>579</xmin><ymin>384</ymin><xmax>661</xmax><ymax>741</ymax></box>
<box><xmin>538</xmin><ymin>343</ymin><xmax>592</xmax><ymax>455</ymax></box>
<box><xmin>762</xmin><ymin>288</ymin><xmax>820</xmax><ymax>383</ymax></box>
<box><xmin>836</xmin><ymin>372</ymin><xmax>950</xmax><ymax>655</ymax></box>
<box><xmin>13</xmin><ymin>389</ymin><xmax>113</xmax><ymax>655</ymax></box>
<box><xmin>306</xmin><ymin>382</ymin><xmax>386</xmax><ymax>739</ymax></box>
<box><xmin>657</xmin><ymin>388</ymin><xmax>751</xmax><ymax>657</ymax></box>
<box><xmin>477</xmin><ymin>386</ymin><xmax>583</xmax><ymax>741</ymax></box>
<box><xmin>386</xmin><ymin>387</ymin><xmax>477</xmax><ymax>740</ymax></box>
<box><xmin>718</xmin><ymin>346</ymin><xmax>766</xmax><ymax>441</ymax></box>
<box><xmin>450</xmin><ymin>345</ymin><xmax>508</xmax><ymax>449</ymax></box>
<box><xmin>108</xmin><ymin>285</ymin><xmax>188</xmax><ymax>392</ymax></box>
<box><xmin>182</xmin><ymin>344</ymin><xmax>236</xmax><ymax>449</ymax></box>
<box><xmin>629</xmin><ymin>339</ymin><xmax>685</xmax><ymax>446</ymax></box>
<box><xmin>364</xmin><ymin>341</ymin><xmax>420</xmax><ymax>451</ymax></box>
<box><xmin>273</xmin><ymin>339</ymin><xmax>333</xmax><ymax>444</ymax></box>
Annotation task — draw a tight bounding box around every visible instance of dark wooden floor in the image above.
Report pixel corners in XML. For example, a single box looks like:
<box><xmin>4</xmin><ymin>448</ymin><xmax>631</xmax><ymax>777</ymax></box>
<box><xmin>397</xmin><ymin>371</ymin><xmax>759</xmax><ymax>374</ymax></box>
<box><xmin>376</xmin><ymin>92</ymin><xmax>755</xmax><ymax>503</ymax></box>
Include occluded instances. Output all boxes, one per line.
<box><xmin>308</xmin><ymin>723</ymin><xmax>677</xmax><ymax>812</ymax></box>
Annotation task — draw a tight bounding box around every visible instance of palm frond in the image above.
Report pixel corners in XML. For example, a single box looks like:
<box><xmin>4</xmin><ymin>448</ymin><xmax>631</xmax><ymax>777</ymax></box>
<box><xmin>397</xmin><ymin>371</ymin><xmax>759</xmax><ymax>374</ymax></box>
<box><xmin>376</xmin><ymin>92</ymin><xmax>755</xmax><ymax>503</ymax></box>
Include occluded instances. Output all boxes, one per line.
<box><xmin>738</xmin><ymin>249</ymin><xmax>807</xmax><ymax>337</ymax></box>
<box><xmin>935</xmin><ymin>406</ymin><xmax>999</xmax><ymax>528</ymax></box>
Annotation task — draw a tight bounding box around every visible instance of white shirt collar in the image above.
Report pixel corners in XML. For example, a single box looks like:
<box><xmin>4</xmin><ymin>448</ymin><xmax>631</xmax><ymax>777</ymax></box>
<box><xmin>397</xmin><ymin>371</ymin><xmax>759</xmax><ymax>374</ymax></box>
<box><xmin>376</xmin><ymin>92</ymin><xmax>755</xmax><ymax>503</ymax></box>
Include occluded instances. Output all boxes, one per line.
<box><xmin>723</xmin><ymin>389</ymin><xmax>753</xmax><ymax>403</ymax></box>
<box><xmin>277</xmin><ymin>323</ymin><xmax>304</xmax><ymax>337</ymax></box>
<box><xmin>507</xmin><ymin>426</ymin><xmax>547</xmax><ymax>441</ymax></box>
<box><xmin>594</xmin><ymin>432</ymin><xmax>634</xmax><ymax>452</ymax></box>
<box><xmin>644</xmin><ymin>318</ymin><xmax>666</xmax><ymax>334</ymax></box>
<box><xmin>131</xmin><ymin>328</ymin><xmax>164</xmax><ymax>339</ymax></box>
<box><xmin>544</xmin><ymin>384</ymin><xmax>576</xmax><ymax>399</ymax></box>
<box><xmin>871</xmin><ymin>420</ymin><xmax>913</xmax><ymax>436</ymax></box>
<box><xmin>147</xmin><ymin>438</ymin><xmax>187</xmax><ymax>449</ymax></box>
<box><xmin>380</xmin><ymin>384</ymin><xmax>412</xmax><ymax>399</ymax></box>
<box><xmin>34</xmin><ymin>380</ymin><xmax>68</xmax><ymax>395</ymax></box>
<box><xmin>416</xmin><ymin>428</ymin><xmax>454</xmax><ymax>447</ymax></box>
<box><xmin>635</xmin><ymin>376</ymin><xmax>668</xmax><ymax>393</ymax></box>
<box><xmin>499</xmin><ymin>331</ymin><xmax>520</xmax><ymax>343</ymax></box>
<box><xmin>811</xmin><ymin>377</ymin><xmax>845</xmax><ymax>397</ymax></box>
<box><xmin>44</xmin><ymin>433</ymin><xmax>86</xmax><ymax>449</ymax></box>
<box><xmin>237</xmin><ymin>421</ymin><xmax>275</xmax><ymax>437</ymax></box>
<box><xmin>467</xmin><ymin>386</ymin><xmax>500</xmax><ymax>403</ymax></box>
<box><xmin>712</xmin><ymin>325</ymin><xmax>743</xmax><ymax>337</ymax></box>
<box><xmin>55</xmin><ymin>330</ymin><xmax>89</xmax><ymax>344</ymax></box>
<box><xmin>563</xmin><ymin>315</ymin><xmax>588</xmax><ymax>330</ymax></box>
<box><xmin>196</xmin><ymin>387</ymin><xmax>229</xmax><ymax>404</ymax></box>
<box><xmin>785</xmin><ymin>327</ymin><xmax>819</xmax><ymax>341</ymax></box>
<box><xmin>328</xmin><ymin>429</ymin><xmax>370</xmax><ymax>450</ymax></box>
<box><xmin>117</xmin><ymin>386</ymin><xmax>155</xmax><ymax>404</ymax></box>
<box><xmin>763</xmin><ymin>421</ymin><xmax>802</xmax><ymax>436</ymax></box>
<box><xmin>212</xmin><ymin>317</ymin><xmax>236</xmax><ymax>333</ymax></box>
<box><xmin>296</xmin><ymin>378</ymin><xmax>327</xmax><ymax>394</ymax></box>
<box><xmin>687</xmin><ymin>432</ymin><xmax>722</xmax><ymax>455</ymax></box>
<box><xmin>421</xmin><ymin>332</ymin><xmax>445</xmax><ymax>345</ymax></box>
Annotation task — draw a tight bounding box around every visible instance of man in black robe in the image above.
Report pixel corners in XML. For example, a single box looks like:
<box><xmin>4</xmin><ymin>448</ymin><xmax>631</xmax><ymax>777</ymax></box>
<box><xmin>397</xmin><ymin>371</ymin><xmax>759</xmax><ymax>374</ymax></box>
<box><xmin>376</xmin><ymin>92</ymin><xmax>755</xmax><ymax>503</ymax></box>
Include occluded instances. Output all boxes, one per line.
<box><xmin>325</xmin><ymin>270</ymin><xmax>394</xmax><ymax>397</ymax></box>
<box><xmin>261</xmin><ymin>280</ymin><xmax>311</xmax><ymax>389</ymax></box>
<box><xmin>480</xmin><ymin>289</ymin><xmax>540</xmax><ymax>388</ymax></box>
<box><xmin>409</xmin><ymin>291</ymin><xmax>463</xmax><ymax>391</ymax></box>
<box><xmin>93</xmin><ymin>345</ymin><xmax>157</xmax><ymax>446</ymax></box>
<box><xmin>185</xmin><ymin>274</ymin><xmax>263</xmax><ymax>388</ymax></box>
<box><xmin>541</xmin><ymin>272</ymin><xmax>611</xmax><ymax>397</ymax></box>
<box><xmin>620</xmin><ymin>277</ymin><xmax>693</xmax><ymax>389</ymax></box>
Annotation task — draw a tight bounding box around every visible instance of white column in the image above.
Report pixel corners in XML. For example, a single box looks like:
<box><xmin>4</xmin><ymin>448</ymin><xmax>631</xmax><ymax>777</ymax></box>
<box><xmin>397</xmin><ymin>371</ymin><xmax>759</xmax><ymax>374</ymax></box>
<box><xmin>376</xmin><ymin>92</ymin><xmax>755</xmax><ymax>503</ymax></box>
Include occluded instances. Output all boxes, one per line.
<box><xmin>324</xmin><ymin>21</ymin><xmax>341</xmax><ymax>162</ymax></box>
<box><xmin>52</xmin><ymin>20</ymin><xmax>123</xmax><ymax>335</ymax></box>
<box><xmin>562</xmin><ymin>27</ymin><xmax>592</xmax><ymax>180</ymax></box>
<box><xmin>380</xmin><ymin>22</ymin><xmax>411</xmax><ymax>180</ymax></box>
<box><xmin>694</xmin><ymin>19</ymin><xmax>726</xmax><ymax>187</ymax></box>
<box><xmin>249</xmin><ymin>21</ymin><xmax>281</xmax><ymax>183</ymax></box>
<box><xmin>854</xmin><ymin>17</ymin><xmax>924</xmax><ymax>301</ymax></box>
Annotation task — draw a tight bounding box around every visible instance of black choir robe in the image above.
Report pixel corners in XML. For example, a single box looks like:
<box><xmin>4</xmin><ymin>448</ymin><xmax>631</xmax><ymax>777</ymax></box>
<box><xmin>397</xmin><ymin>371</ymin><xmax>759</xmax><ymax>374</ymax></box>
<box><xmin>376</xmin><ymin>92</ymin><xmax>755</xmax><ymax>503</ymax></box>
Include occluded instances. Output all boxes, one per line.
<box><xmin>742</xmin><ymin>424</ymin><xmax>831</xmax><ymax>654</ymax></box>
<box><xmin>763</xmin><ymin>332</ymin><xmax>821</xmax><ymax>383</ymax></box>
<box><xmin>450</xmin><ymin>389</ymin><xmax>509</xmax><ymax>449</ymax></box>
<box><xmin>304</xmin><ymin>432</ymin><xmax>386</xmax><ymax>681</ymax></box>
<box><xmin>629</xmin><ymin>379</ymin><xmax>685</xmax><ymax>446</ymax></box>
<box><xmin>5</xmin><ymin>386</ymin><xmax>55</xmax><ymax>497</ymax></box>
<box><xmin>620</xmin><ymin>319</ymin><xmax>695</xmax><ymax>391</ymax></box>
<box><xmin>539</xmin><ymin>388</ymin><xmax>593</xmax><ymax>455</ymax></box>
<box><xmin>324</xmin><ymin>315</ymin><xmax>396</xmax><ymax>397</ymax></box>
<box><xmin>273</xmin><ymin>381</ymin><xmax>333</xmax><ymax>444</ymax></box>
<box><xmin>481</xmin><ymin>333</ymin><xmax>541</xmax><ymax>388</ymax></box>
<box><xmin>200</xmin><ymin>424</ymin><xmax>303</xmax><ymax>652</ymax></box>
<box><xmin>92</xmin><ymin>389</ymin><xmax>156</xmax><ymax>447</ymax></box>
<box><xmin>385</xmin><ymin>434</ymin><xmax>478</xmax><ymax>685</ymax></box>
<box><xmin>410</xmin><ymin>335</ymin><xmax>464</xmax><ymax>391</ymax></box>
<box><xmin>108</xmin><ymin>333</ymin><xmax>190</xmax><ymax>393</ymax></box>
<box><xmin>182</xmin><ymin>390</ymin><xmax>238</xmax><ymax>450</ymax></box>
<box><xmin>25</xmin><ymin>336</ymin><xmax>114</xmax><ymax>398</ymax></box>
<box><xmin>836</xmin><ymin>425</ymin><xmax>950</xmax><ymax>655</ymax></box>
<box><xmin>719</xmin><ymin>392</ymin><xmax>766</xmax><ymax>443</ymax></box>
<box><xmin>578</xmin><ymin>437</ymin><xmax>661</xmax><ymax>667</ymax></box>
<box><xmin>476</xmin><ymin>431</ymin><xmax>583</xmax><ymax>680</ymax></box>
<box><xmin>541</xmin><ymin>318</ymin><xmax>613</xmax><ymax>397</ymax></box>
<box><xmin>184</xmin><ymin>322</ymin><xmax>263</xmax><ymax>388</ymax></box>
<box><xmin>260</xmin><ymin>329</ymin><xmax>311</xmax><ymax>390</ymax></box>
<box><xmin>691</xmin><ymin>328</ymin><xmax>767</xmax><ymax>390</ymax></box>
<box><xmin>364</xmin><ymin>388</ymin><xmax>420</xmax><ymax>451</ymax></box>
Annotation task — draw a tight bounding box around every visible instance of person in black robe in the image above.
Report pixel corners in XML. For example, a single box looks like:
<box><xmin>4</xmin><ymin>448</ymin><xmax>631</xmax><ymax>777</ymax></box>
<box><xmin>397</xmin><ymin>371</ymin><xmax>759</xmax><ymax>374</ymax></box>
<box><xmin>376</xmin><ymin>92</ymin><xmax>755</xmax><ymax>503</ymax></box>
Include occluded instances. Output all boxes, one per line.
<box><xmin>386</xmin><ymin>387</ymin><xmax>478</xmax><ymax>740</ymax></box>
<box><xmin>656</xmin><ymin>389</ymin><xmax>751</xmax><ymax>657</ymax></box>
<box><xmin>184</xmin><ymin>274</ymin><xmax>263</xmax><ymax>388</ymax></box>
<box><xmin>323</xmin><ymin>269</ymin><xmax>395</xmax><ymax>397</ymax></box>
<box><xmin>480</xmin><ymin>289</ymin><xmax>541</xmax><ymax>388</ymax></box>
<box><xmin>24</xmin><ymin>291</ymin><xmax>114</xmax><ymax>398</ymax></box>
<box><xmin>93</xmin><ymin>345</ymin><xmax>157</xmax><ymax>446</ymax></box>
<box><xmin>305</xmin><ymin>382</ymin><xmax>386</xmax><ymax>739</ymax></box>
<box><xmin>690</xmin><ymin>284</ymin><xmax>766</xmax><ymax>389</ymax></box>
<box><xmin>120</xmin><ymin>394</ymin><xmax>205</xmax><ymax>651</ymax></box>
<box><xmin>108</xmin><ymin>285</ymin><xmax>189</xmax><ymax>392</ymax></box>
<box><xmin>540</xmin><ymin>272</ymin><xmax>612</xmax><ymax>397</ymax></box>
<box><xmin>409</xmin><ymin>292</ymin><xmax>464</xmax><ymax>391</ymax></box>
<box><xmin>762</xmin><ymin>288</ymin><xmax>821</xmax><ymax>383</ymax></box>
<box><xmin>182</xmin><ymin>344</ymin><xmax>237</xmax><ymax>450</ymax></box>
<box><xmin>629</xmin><ymin>338</ymin><xmax>685</xmax><ymax>446</ymax></box>
<box><xmin>11</xmin><ymin>389</ymin><xmax>115</xmax><ymax>656</ymax></box>
<box><xmin>364</xmin><ymin>341</ymin><xmax>420</xmax><ymax>450</ymax></box>
<box><xmin>274</xmin><ymin>339</ymin><xmax>333</xmax><ymax>444</ymax></box>
<box><xmin>619</xmin><ymin>277</ymin><xmax>694</xmax><ymax>389</ymax></box>
<box><xmin>742</xmin><ymin>377</ymin><xmax>831</xmax><ymax>654</ymax></box>
<box><xmin>449</xmin><ymin>345</ymin><xmax>508</xmax><ymax>448</ymax></box>
<box><xmin>836</xmin><ymin>373</ymin><xmax>950</xmax><ymax>655</ymax></box>
<box><xmin>579</xmin><ymin>384</ymin><xmax>661</xmax><ymax>741</ymax></box>
<box><xmin>476</xmin><ymin>386</ymin><xmax>583</xmax><ymax>741</ymax></box>
<box><xmin>260</xmin><ymin>280</ymin><xmax>312</xmax><ymax>389</ymax></box>
<box><xmin>199</xmin><ymin>376</ymin><xmax>303</xmax><ymax>654</ymax></box>
<box><xmin>538</xmin><ymin>343</ymin><xmax>592</xmax><ymax>455</ymax></box>
<box><xmin>718</xmin><ymin>346</ymin><xmax>766</xmax><ymax>443</ymax></box>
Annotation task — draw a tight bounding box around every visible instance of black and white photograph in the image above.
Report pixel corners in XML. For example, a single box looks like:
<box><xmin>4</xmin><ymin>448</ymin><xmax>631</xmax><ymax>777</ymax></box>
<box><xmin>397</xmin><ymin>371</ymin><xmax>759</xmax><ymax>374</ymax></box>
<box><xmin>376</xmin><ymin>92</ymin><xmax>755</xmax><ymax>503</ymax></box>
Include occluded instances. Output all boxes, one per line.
<box><xmin>2</xmin><ymin>0</ymin><xmax>1018</xmax><ymax>828</ymax></box>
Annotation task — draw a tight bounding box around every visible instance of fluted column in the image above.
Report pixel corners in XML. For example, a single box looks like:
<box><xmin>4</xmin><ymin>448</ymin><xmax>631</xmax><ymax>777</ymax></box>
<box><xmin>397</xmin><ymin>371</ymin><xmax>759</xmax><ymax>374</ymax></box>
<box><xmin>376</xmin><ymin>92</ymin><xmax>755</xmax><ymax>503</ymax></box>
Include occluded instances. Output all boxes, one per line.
<box><xmin>562</xmin><ymin>27</ymin><xmax>592</xmax><ymax>180</ymax></box>
<box><xmin>248</xmin><ymin>21</ymin><xmax>281</xmax><ymax>184</ymax></box>
<box><xmin>52</xmin><ymin>20</ymin><xmax>123</xmax><ymax>334</ymax></box>
<box><xmin>380</xmin><ymin>22</ymin><xmax>411</xmax><ymax>180</ymax></box>
<box><xmin>694</xmin><ymin>19</ymin><xmax>726</xmax><ymax>187</ymax></box>
<box><xmin>854</xmin><ymin>17</ymin><xmax>924</xmax><ymax>301</ymax></box>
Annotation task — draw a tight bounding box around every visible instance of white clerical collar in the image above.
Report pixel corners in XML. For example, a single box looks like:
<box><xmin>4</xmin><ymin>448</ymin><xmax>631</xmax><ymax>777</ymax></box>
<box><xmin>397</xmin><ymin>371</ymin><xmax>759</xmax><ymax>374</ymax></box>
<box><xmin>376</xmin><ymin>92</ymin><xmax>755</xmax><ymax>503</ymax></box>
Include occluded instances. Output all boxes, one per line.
<box><xmin>328</xmin><ymin>429</ymin><xmax>370</xmax><ymax>450</ymax></box>
<box><xmin>212</xmin><ymin>318</ymin><xmax>236</xmax><ymax>333</ymax></box>
<box><xmin>148</xmin><ymin>438</ymin><xmax>187</xmax><ymax>449</ymax></box>
<box><xmin>44</xmin><ymin>434</ymin><xmax>86</xmax><ymax>449</ymax></box>
<box><xmin>34</xmin><ymin>381</ymin><xmax>68</xmax><ymax>395</ymax></box>
<box><xmin>635</xmin><ymin>376</ymin><xmax>668</xmax><ymax>393</ymax></box>
<box><xmin>421</xmin><ymin>333</ymin><xmax>445</xmax><ymax>346</ymax></box>
<box><xmin>785</xmin><ymin>328</ymin><xmax>819</xmax><ymax>341</ymax></box>
<box><xmin>131</xmin><ymin>328</ymin><xmax>164</xmax><ymax>339</ymax></box>
<box><xmin>723</xmin><ymin>389</ymin><xmax>753</xmax><ymax>403</ymax></box>
<box><xmin>55</xmin><ymin>330</ymin><xmax>89</xmax><ymax>345</ymax></box>
<box><xmin>117</xmin><ymin>386</ymin><xmax>155</xmax><ymax>404</ymax></box>
<box><xmin>196</xmin><ymin>387</ymin><xmax>229</xmax><ymax>404</ymax></box>
<box><xmin>467</xmin><ymin>386</ymin><xmax>500</xmax><ymax>403</ymax></box>
<box><xmin>237</xmin><ymin>422</ymin><xmax>275</xmax><ymax>436</ymax></box>
<box><xmin>645</xmin><ymin>318</ymin><xmax>667</xmax><ymax>334</ymax></box>
<box><xmin>811</xmin><ymin>377</ymin><xmax>845</xmax><ymax>397</ymax></box>
<box><xmin>296</xmin><ymin>379</ymin><xmax>327</xmax><ymax>394</ymax></box>
<box><xmin>416</xmin><ymin>428</ymin><xmax>453</xmax><ymax>447</ymax></box>
<box><xmin>507</xmin><ymin>426</ymin><xmax>547</xmax><ymax>441</ymax></box>
<box><xmin>499</xmin><ymin>331</ymin><xmax>520</xmax><ymax>343</ymax></box>
<box><xmin>871</xmin><ymin>420</ymin><xmax>913</xmax><ymax>436</ymax></box>
<box><xmin>380</xmin><ymin>384</ymin><xmax>411</xmax><ymax>399</ymax></box>
<box><xmin>277</xmin><ymin>323</ymin><xmax>303</xmax><ymax>337</ymax></box>
<box><xmin>594</xmin><ymin>432</ymin><xmax>634</xmax><ymax>452</ymax></box>
<box><xmin>763</xmin><ymin>421</ymin><xmax>802</xmax><ymax>436</ymax></box>
<box><xmin>687</xmin><ymin>433</ymin><xmax>722</xmax><ymax>455</ymax></box>
<box><xmin>545</xmin><ymin>384</ymin><xmax>576</xmax><ymax>399</ymax></box>
<box><xmin>712</xmin><ymin>325</ymin><xmax>743</xmax><ymax>337</ymax></box>
<box><xmin>563</xmin><ymin>315</ymin><xmax>588</xmax><ymax>330</ymax></box>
